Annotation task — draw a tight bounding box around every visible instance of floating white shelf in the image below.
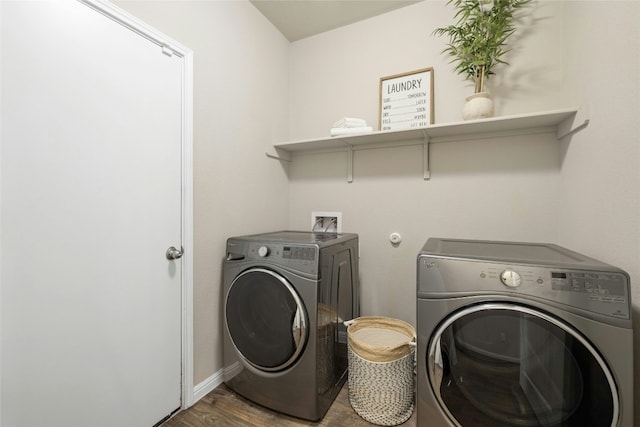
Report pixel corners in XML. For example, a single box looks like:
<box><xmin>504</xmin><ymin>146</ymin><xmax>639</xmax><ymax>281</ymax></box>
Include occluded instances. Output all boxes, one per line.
<box><xmin>266</xmin><ymin>107</ymin><xmax>589</xmax><ymax>181</ymax></box>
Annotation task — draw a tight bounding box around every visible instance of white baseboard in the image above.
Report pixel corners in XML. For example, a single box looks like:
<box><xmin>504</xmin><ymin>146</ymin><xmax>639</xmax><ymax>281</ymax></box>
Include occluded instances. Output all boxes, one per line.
<box><xmin>192</xmin><ymin>368</ymin><xmax>224</xmax><ymax>404</ymax></box>
<box><xmin>224</xmin><ymin>361</ymin><xmax>242</xmax><ymax>379</ymax></box>
<box><xmin>191</xmin><ymin>361</ymin><xmax>244</xmax><ymax>406</ymax></box>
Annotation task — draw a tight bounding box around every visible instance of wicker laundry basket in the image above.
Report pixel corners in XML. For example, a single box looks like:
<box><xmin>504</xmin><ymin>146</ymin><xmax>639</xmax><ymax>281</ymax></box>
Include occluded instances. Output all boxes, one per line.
<box><xmin>345</xmin><ymin>316</ymin><xmax>416</xmax><ymax>426</ymax></box>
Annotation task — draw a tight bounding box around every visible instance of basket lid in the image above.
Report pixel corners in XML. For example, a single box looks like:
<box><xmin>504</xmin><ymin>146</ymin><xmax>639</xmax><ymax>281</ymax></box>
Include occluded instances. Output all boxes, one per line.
<box><xmin>346</xmin><ymin>316</ymin><xmax>416</xmax><ymax>362</ymax></box>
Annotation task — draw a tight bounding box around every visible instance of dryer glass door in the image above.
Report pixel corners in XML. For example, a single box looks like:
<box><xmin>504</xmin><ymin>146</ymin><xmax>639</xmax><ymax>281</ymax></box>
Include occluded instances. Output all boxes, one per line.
<box><xmin>428</xmin><ymin>303</ymin><xmax>618</xmax><ymax>427</ymax></box>
<box><xmin>225</xmin><ymin>268</ymin><xmax>308</xmax><ymax>372</ymax></box>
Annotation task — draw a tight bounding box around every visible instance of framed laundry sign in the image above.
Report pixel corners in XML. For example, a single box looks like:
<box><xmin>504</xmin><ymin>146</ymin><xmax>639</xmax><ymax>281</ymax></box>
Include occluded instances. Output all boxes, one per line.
<box><xmin>379</xmin><ymin>68</ymin><xmax>434</xmax><ymax>131</ymax></box>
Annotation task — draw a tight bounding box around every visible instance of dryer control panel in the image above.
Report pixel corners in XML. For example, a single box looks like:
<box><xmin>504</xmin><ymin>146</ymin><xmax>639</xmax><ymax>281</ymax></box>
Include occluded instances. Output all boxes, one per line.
<box><xmin>418</xmin><ymin>238</ymin><xmax>632</xmax><ymax>322</ymax></box>
<box><xmin>418</xmin><ymin>256</ymin><xmax>631</xmax><ymax>321</ymax></box>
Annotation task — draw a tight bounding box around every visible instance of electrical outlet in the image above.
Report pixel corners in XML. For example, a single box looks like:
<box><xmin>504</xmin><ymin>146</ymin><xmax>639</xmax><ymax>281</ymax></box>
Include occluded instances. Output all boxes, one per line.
<box><xmin>311</xmin><ymin>211</ymin><xmax>342</xmax><ymax>233</ymax></box>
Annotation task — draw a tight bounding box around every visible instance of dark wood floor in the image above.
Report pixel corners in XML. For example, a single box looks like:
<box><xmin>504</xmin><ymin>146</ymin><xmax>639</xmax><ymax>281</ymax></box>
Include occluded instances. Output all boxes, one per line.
<box><xmin>162</xmin><ymin>382</ymin><xmax>416</xmax><ymax>427</ymax></box>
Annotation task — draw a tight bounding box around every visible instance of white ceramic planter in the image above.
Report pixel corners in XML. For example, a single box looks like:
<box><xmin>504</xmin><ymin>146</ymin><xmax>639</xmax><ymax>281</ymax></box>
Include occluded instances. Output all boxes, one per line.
<box><xmin>462</xmin><ymin>92</ymin><xmax>494</xmax><ymax>120</ymax></box>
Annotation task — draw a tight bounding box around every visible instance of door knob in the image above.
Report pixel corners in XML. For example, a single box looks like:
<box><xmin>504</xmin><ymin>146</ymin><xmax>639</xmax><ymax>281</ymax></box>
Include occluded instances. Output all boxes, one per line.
<box><xmin>166</xmin><ymin>246</ymin><xmax>184</xmax><ymax>260</ymax></box>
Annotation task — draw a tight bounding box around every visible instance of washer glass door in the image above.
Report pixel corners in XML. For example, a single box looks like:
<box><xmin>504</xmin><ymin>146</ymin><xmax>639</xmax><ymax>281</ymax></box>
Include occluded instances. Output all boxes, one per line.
<box><xmin>428</xmin><ymin>303</ymin><xmax>618</xmax><ymax>427</ymax></box>
<box><xmin>225</xmin><ymin>268</ymin><xmax>308</xmax><ymax>372</ymax></box>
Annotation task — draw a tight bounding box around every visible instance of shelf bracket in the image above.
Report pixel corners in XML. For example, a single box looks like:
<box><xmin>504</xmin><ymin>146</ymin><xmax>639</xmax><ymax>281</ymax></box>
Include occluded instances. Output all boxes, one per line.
<box><xmin>557</xmin><ymin>105</ymin><xmax>590</xmax><ymax>140</ymax></box>
<box><xmin>347</xmin><ymin>145</ymin><xmax>354</xmax><ymax>183</ymax></box>
<box><xmin>423</xmin><ymin>132</ymin><xmax>431</xmax><ymax>180</ymax></box>
<box><xmin>265</xmin><ymin>144</ymin><xmax>291</xmax><ymax>161</ymax></box>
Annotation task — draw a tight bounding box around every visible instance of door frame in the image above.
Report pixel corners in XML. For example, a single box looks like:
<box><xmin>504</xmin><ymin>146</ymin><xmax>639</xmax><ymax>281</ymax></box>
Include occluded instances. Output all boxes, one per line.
<box><xmin>77</xmin><ymin>0</ymin><xmax>195</xmax><ymax>408</ymax></box>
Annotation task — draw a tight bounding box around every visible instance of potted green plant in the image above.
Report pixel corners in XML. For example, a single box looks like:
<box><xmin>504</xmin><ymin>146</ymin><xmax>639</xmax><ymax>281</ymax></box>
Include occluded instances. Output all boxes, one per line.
<box><xmin>433</xmin><ymin>0</ymin><xmax>532</xmax><ymax>120</ymax></box>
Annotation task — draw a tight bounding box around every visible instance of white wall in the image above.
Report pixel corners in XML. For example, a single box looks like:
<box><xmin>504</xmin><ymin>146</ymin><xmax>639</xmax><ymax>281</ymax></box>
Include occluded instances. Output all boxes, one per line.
<box><xmin>288</xmin><ymin>1</ymin><xmax>567</xmax><ymax>139</ymax></box>
<box><xmin>116</xmin><ymin>1</ymin><xmax>291</xmax><ymax>385</ymax></box>
<box><xmin>288</xmin><ymin>0</ymin><xmax>567</xmax><ymax>324</ymax></box>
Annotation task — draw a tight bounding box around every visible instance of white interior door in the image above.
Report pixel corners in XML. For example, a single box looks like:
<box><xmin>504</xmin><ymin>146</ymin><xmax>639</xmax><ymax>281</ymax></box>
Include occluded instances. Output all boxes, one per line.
<box><xmin>1</xmin><ymin>1</ymin><xmax>188</xmax><ymax>425</ymax></box>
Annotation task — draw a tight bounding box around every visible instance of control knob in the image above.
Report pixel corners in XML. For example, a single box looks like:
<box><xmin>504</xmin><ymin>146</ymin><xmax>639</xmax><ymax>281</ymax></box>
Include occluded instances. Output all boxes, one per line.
<box><xmin>500</xmin><ymin>269</ymin><xmax>522</xmax><ymax>288</ymax></box>
<box><xmin>257</xmin><ymin>246</ymin><xmax>270</xmax><ymax>257</ymax></box>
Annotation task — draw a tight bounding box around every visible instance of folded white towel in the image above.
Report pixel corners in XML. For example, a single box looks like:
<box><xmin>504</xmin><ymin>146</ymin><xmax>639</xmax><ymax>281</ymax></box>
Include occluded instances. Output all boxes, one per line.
<box><xmin>330</xmin><ymin>126</ymin><xmax>373</xmax><ymax>137</ymax></box>
<box><xmin>332</xmin><ymin>117</ymin><xmax>368</xmax><ymax>128</ymax></box>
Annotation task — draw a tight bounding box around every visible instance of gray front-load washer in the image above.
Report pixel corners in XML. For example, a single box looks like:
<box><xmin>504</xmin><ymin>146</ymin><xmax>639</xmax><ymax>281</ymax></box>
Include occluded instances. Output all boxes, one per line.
<box><xmin>417</xmin><ymin>238</ymin><xmax>633</xmax><ymax>427</ymax></box>
<box><xmin>223</xmin><ymin>231</ymin><xmax>359</xmax><ymax>421</ymax></box>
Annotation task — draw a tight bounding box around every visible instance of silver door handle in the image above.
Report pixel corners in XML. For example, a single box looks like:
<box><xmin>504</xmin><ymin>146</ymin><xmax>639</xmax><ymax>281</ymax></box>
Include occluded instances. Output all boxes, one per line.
<box><xmin>166</xmin><ymin>246</ymin><xmax>184</xmax><ymax>260</ymax></box>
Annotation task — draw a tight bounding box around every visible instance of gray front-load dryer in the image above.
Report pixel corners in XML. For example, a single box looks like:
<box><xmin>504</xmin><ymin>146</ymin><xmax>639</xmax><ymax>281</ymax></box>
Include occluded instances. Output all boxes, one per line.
<box><xmin>223</xmin><ymin>231</ymin><xmax>359</xmax><ymax>421</ymax></box>
<box><xmin>417</xmin><ymin>238</ymin><xmax>633</xmax><ymax>427</ymax></box>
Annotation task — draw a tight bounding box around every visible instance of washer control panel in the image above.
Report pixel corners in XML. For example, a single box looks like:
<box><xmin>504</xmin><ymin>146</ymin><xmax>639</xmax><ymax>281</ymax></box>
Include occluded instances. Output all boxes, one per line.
<box><xmin>236</xmin><ymin>242</ymin><xmax>319</xmax><ymax>276</ymax></box>
<box><xmin>282</xmin><ymin>245</ymin><xmax>316</xmax><ymax>261</ymax></box>
<box><xmin>245</xmin><ymin>243</ymin><xmax>316</xmax><ymax>261</ymax></box>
